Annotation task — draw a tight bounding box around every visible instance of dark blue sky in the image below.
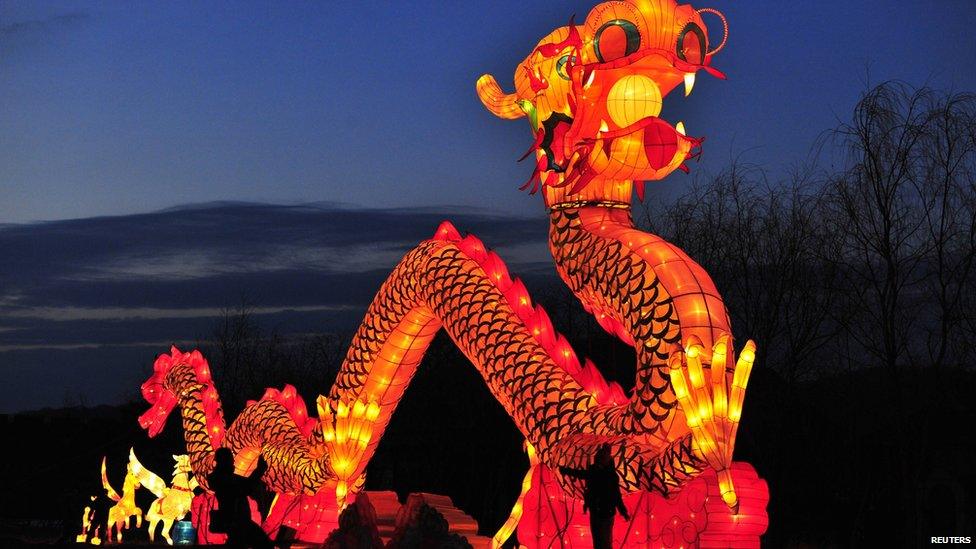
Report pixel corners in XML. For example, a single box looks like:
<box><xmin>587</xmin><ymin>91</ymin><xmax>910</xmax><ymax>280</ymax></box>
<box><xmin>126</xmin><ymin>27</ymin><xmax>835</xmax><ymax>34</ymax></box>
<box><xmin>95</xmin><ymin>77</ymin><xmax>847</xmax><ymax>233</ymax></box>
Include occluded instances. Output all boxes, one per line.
<box><xmin>3</xmin><ymin>0</ymin><xmax>975</xmax><ymax>223</ymax></box>
<box><xmin>1</xmin><ymin>1</ymin><xmax>975</xmax><ymax>411</ymax></box>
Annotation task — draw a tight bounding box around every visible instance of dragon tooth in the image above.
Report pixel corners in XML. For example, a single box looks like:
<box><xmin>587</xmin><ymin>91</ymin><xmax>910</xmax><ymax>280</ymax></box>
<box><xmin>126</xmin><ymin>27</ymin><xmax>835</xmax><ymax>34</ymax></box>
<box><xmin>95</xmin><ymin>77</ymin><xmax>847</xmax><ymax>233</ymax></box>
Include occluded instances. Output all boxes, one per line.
<box><xmin>684</xmin><ymin>73</ymin><xmax>696</xmax><ymax>97</ymax></box>
<box><xmin>676</xmin><ymin>121</ymin><xmax>686</xmax><ymax>136</ymax></box>
<box><xmin>584</xmin><ymin>70</ymin><xmax>597</xmax><ymax>90</ymax></box>
<box><xmin>599</xmin><ymin>119</ymin><xmax>609</xmax><ymax>133</ymax></box>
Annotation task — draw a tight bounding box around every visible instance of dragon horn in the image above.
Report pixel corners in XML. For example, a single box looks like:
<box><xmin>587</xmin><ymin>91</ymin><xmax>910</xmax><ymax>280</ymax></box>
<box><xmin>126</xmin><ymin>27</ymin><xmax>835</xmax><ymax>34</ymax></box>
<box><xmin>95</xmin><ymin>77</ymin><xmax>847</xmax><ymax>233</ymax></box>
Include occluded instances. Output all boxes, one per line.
<box><xmin>101</xmin><ymin>457</ymin><xmax>121</xmax><ymax>502</ymax></box>
<box><xmin>476</xmin><ymin>74</ymin><xmax>525</xmax><ymax>120</ymax></box>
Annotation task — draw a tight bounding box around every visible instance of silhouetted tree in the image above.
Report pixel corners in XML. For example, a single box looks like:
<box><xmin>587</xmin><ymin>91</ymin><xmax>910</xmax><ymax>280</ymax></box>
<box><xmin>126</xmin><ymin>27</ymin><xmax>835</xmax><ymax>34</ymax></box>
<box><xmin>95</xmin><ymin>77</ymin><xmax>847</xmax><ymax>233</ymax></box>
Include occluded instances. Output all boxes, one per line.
<box><xmin>822</xmin><ymin>82</ymin><xmax>976</xmax><ymax>545</ymax></box>
<box><xmin>206</xmin><ymin>298</ymin><xmax>346</xmax><ymax>418</ymax></box>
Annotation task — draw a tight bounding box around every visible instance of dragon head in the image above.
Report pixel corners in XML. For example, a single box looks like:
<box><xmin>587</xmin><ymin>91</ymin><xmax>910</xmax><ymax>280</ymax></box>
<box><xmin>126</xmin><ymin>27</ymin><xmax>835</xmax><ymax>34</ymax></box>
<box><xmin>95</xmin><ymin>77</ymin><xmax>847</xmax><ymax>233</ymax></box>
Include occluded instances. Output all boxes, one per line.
<box><xmin>477</xmin><ymin>0</ymin><xmax>727</xmax><ymax>198</ymax></box>
<box><xmin>139</xmin><ymin>346</ymin><xmax>216</xmax><ymax>438</ymax></box>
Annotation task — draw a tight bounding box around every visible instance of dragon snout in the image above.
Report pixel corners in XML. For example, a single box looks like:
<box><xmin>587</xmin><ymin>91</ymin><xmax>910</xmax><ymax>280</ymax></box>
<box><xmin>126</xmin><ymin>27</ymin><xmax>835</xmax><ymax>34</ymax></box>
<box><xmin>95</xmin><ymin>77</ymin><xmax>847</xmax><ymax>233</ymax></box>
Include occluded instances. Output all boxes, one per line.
<box><xmin>138</xmin><ymin>391</ymin><xmax>177</xmax><ymax>437</ymax></box>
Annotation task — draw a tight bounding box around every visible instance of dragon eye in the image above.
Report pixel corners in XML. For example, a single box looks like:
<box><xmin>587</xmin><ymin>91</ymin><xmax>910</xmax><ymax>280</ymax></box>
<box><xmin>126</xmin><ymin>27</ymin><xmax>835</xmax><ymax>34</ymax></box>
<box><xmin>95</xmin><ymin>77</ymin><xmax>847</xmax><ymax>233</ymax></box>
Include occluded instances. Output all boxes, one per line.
<box><xmin>677</xmin><ymin>22</ymin><xmax>706</xmax><ymax>65</ymax></box>
<box><xmin>593</xmin><ymin>20</ymin><xmax>640</xmax><ymax>63</ymax></box>
<box><xmin>555</xmin><ymin>55</ymin><xmax>577</xmax><ymax>80</ymax></box>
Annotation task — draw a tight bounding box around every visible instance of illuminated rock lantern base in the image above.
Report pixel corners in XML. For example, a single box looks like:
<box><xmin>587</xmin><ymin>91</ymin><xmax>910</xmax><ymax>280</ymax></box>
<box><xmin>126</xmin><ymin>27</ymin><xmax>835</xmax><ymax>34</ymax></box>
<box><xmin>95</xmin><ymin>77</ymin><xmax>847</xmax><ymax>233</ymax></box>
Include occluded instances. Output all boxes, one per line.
<box><xmin>264</xmin><ymin>490</ymin><xmax>341</xmax><ymax>544</ymax></box>
<box><xmin>513</xmin><ymin>462</ymin><xmax>768</xmax><ymax>548</ymax></box>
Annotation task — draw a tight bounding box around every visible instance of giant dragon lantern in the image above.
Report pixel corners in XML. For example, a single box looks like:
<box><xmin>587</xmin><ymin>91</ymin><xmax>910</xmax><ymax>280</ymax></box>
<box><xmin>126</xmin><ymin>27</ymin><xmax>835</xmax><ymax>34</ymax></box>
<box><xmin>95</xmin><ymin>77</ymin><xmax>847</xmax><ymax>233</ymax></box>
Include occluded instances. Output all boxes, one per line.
<box><xmin>137</xmin><ymin>1</ymin><xmax>769</xmax><ymax>547</ymax></box>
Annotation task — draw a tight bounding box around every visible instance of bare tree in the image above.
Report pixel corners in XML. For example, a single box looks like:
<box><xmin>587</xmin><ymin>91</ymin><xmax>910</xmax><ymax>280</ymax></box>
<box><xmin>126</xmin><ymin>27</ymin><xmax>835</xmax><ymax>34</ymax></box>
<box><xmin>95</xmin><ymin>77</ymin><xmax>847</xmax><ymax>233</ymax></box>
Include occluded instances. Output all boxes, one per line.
<box><xmin>821</xmin><ymin>83</ymin><xmax>976</xmax><ymax>373</ymax></box>
<box><xmin>824</xmin><ymin>83</ymin><xmax>936</xmax><ymax>373</ymax></box>
<box><xmin>206</xmin><ymin>298</ymin><xmax>347</xmax><ymax>418</ymax></box>
<box><xmin>914</xmin><ymin>92</ymin><xmax>976</xmax><ymax>369</ymax></box>
<box><xmin>210</xmin><ymin>298</ymin><xmax>267</xmax><ymax>416</ymax></box>
<box><xmin>821</xmin><ymin>82</ymin><xmax>976</xmax><ymax>545</ymax></box>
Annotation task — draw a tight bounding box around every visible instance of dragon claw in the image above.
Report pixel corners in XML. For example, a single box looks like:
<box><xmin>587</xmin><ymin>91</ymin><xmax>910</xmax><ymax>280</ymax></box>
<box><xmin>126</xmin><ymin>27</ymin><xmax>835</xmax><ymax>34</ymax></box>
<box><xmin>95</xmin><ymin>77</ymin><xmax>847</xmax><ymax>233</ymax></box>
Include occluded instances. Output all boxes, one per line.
<box><xmin>669</xmin><ymin>334</ymin><xmax>756</xmax><ymax>510</ymax></box>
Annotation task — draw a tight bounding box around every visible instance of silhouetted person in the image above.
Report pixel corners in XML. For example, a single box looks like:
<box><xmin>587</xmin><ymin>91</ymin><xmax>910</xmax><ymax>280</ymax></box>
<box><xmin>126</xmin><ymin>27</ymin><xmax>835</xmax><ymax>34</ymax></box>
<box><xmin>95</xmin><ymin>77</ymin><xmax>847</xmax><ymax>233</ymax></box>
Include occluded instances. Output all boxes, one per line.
<box><xmin>56</xmin><ymin>489</ymin><xmax>100</xmax><ymax>544</ymax></box>
<box><xmin>208</xmin><ymin>447</ymin><xmax>273</xmax><ymax>548</ymax></box>
<box><xmin>86</xmin><ymin>491</ymin><xmax>113</xmax><ymax>544</ymax></box>
<box><xmin>560</xmin><ymin>444</ymin><xmax>630</xmax><ymax>549</ymax></box>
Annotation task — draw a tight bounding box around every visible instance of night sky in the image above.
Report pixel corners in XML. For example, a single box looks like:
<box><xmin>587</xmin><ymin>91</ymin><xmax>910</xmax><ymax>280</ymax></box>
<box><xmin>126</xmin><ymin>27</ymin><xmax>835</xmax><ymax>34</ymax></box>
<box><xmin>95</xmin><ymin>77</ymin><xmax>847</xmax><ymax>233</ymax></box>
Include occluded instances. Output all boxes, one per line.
<box><xmin>1</xmin><ymin>0</ymin><xmax>975</xmax><ymax>411</ymax></box>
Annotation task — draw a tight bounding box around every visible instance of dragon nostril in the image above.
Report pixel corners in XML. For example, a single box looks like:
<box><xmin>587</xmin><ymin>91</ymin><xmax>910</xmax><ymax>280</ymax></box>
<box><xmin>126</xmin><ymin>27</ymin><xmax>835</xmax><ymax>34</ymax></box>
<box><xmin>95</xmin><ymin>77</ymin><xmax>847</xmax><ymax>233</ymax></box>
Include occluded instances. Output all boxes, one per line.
<box><xmin>606</xmin><ymin>74</ymin><xmax>662</xmax><ymax>128</ymax></box>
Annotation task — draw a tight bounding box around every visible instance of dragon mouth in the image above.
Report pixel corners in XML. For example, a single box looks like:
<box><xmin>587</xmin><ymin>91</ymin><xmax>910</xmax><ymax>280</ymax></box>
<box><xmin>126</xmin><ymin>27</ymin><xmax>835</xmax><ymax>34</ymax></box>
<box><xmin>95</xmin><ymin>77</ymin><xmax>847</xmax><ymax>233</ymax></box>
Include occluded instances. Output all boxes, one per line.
<box><xmin>540</xmin><ymin>113</ymin><xmax>574</xmax><ymax>171</ymax></box>
<box><xmin>550</xmin><ymin>114</ymin><xmax>699</xmax><ymax>168</ymax></box>
<box><xmin>594</xmin><ymin>116</ymin><xmax>698</xmax><ymax>170</ymax></box>
<box><xmin>532</xmin><ymin>113</ymin><xmax>700</xmax><ymax>195</ymax></box>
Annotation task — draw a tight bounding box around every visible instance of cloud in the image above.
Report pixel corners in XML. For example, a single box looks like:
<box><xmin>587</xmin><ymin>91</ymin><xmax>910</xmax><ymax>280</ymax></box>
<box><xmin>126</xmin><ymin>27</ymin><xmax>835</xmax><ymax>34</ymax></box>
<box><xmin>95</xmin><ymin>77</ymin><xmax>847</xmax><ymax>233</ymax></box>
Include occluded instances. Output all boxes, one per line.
<box><xmin>0</xmin><ymin>202</ymin><xmax>555</xmax><ymax>411</ymax></box>
<box><xmin>0</xmin><ymin>202</ymin><xmax>546</xmax><ymax>289</ymax></box>
<box><xmin>0</xmin><ymin>203</ymin><xmax>551</xmax><ymax>314</ymax></box>
<box><xmin>0</xmin><ymin>339</ymin><xmax>197</xmax><ymax>353</ymax></box>
<box><xmin>0</xmin><ymin>12</ymin><xmax>88</xmax><ymax>40</ymax></box>
<box><xmin>0</xmin><ymin>303</ymin><xmax>355</xmax><ymax>323</ymax></box>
